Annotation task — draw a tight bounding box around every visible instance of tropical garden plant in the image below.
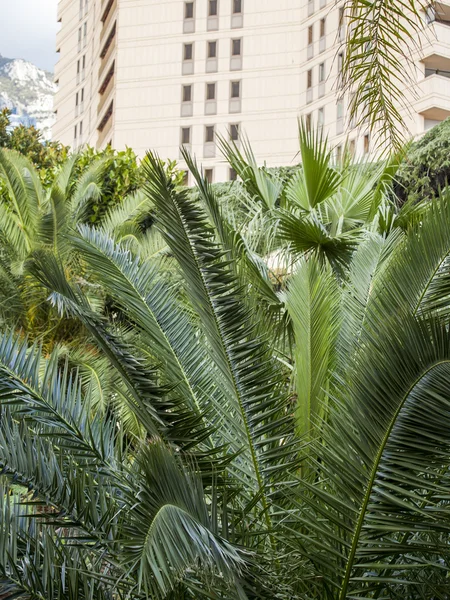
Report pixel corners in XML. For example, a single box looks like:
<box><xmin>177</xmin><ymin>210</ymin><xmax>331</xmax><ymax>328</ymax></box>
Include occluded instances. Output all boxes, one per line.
<box><xmin>0</xmin><ymin>121</ymin><xmax>449</xmax><ymax>599</ymax></box>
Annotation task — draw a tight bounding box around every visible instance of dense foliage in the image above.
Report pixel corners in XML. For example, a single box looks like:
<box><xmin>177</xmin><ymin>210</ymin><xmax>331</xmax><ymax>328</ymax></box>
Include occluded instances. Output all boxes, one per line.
<box><xmin>0</xmin><ymin>123</ymin><xmax>449</xmax><ymax>599</ymax></box>
<box><xmin>395</xmin><ymin>117</ymin><xmax>450</xmax><ymax>205</ymax></box>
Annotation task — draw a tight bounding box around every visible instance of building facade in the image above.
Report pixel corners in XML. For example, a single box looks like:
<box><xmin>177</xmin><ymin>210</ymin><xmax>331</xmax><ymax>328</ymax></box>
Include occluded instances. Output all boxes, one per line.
<box><xmin>53</xmin><ymin>0</ymin><xmax>450</xmax><ymax>183</ymax></box>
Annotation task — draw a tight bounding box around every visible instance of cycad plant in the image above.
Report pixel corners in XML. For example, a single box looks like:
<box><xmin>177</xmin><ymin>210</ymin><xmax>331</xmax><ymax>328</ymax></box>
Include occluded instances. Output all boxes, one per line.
<box><xmin>1</xmin><ymin>139</ymin><xmax>450</xmax><ymax>599</ymax></box>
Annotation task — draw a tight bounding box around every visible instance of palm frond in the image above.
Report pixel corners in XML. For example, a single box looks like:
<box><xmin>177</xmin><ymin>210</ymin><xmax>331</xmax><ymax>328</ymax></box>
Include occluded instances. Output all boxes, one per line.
<box><xmin>143</xmin><ymin>151</ymin><xmax>298</xmax><ymax>521</ymax></box>
<box><xmin>342</xmin><ymin>0</ymin><xmax>427</xmax><ymax>151</ymax></box>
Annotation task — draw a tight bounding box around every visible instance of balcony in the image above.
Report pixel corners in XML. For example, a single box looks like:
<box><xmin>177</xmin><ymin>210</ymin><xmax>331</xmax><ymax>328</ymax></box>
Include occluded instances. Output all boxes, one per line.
<box><xmin>97</xmin><ymin>100</ymin><xmax>114</xmax><ymax>147</ymax></box>
<box><xmin>101</xmin><ymin>0</ymin><xmax>117</xmax><ymax>43</ymax></box>
<box><xmin>421</xmin><ymin>20</ymin><xmax>450</xmax><ymax>69</ymax></box>
<box><xmin>414</xmin><ymin>73</ymin><xmax>450</xmax><ymax>120</ymax></box>
<box><xmin>99</xmin><ymin>24</ymin><xmax>117</xmax><ymax>79</ymax></box>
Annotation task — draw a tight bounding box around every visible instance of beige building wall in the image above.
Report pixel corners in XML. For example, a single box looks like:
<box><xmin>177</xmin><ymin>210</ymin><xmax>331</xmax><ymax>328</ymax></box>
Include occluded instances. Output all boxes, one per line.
<box><xmin>53</xmin><ymin>0</ymin><xmax>450</xmax><ymax>182</ymax></box>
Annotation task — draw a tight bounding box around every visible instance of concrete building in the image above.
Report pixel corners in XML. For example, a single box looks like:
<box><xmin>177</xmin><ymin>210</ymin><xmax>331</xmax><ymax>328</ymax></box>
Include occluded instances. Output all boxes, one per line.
<box><xmin>53</xmin><ymin>0</ymin><xmax>450</xmax><ymax>183</ymax></box>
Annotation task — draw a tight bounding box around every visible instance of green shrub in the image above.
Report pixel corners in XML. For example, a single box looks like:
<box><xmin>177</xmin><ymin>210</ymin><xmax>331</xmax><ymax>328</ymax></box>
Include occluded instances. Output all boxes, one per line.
<box><xmin>395</xmin><ymin>117</ymin><xmax>450</xmax><ymax>205</ymax></box>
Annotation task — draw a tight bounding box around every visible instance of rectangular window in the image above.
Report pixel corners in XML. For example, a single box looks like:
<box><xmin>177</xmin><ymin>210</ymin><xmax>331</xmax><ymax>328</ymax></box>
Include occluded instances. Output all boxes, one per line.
<box><xmin>82</xmin><ymin>55</ymin><xmax>86</xmax><ymax>69</ymax></box>
<box><xmin>229</xmin><ymin>167</ymin><xmax>238</xmax><ymax>181</ymax></box>
<box><xmin>185</xmin><ymin>2</ymin><xmax>194</xmax><ymax>18</ymax></box>
<box><xmin>205</xmin><ymin>168</ymin><xmax>214</xmax><ymax>184</ymax></box>
<box><xmin>364</xmin><ymin>134</ymin><xmax>370</xmax><ymax>154</ymax></box>
<box><xmin>308</xmin><ymin>25</ymin><xmax>313</xmax><ymax>45</ymax></box>
<box><xmin>231</xmin><ymin>80</ymin><xmax>241</xmax><ymax>98</ymax></box>
<box><xmin>339</xmin><ymin>6</ymin><xmax>345</xmax><ymax>26</ymax></box>
<box><xmin>230</xmin><ymin>123</ymin><xmax>240</xmax><ymax>140</ymax></box>
<box><xmin>349</xmin><ymin>139</ymin><xmax>356</xmax><ymax>157</ymax></box>
<box><xmin>209</xmin><ymin>0</ymin><xmax>218</xmax><ymax>15</ymax></box>
<box><xmin>336</xmin><ymin>145</ymin><xmax>342</xmax><ymax>163</ymax></box>
<box><xmin>318</xmin><ymin>107</ymin><xmax>324</xmax><ymax>127</ymax></box>
<box><xmin>208</xmin><ymin>41</ymin><xmax>217</xmax><ymax>58</ymax></box>
<box><xmin>307</xmin><ymin>69</ymin><xmax>312</xmax><ymax>88</ymax></box>
<box><xmin>182</xmin><ymin>171</ymin><xmax>189</xmax><ymax>186</ymax></box>
<box><xmin>320</xmin><ymin>18</ymin><xmax>326</xmax><ymax>37</ymax></box>
<box><xmin>184</xmin><ymin>43</ymin><xmax>193</xmax><ymax>60</ymax></box>
<box><xmin>183</xmin><ymin>84</ymin><xmax>192</xmax><ymax>102</ymax></box>
<box><xmin>319</xmin><ymin>62</ymin><xmax>325</xmax><ymax>82</ymax></box>
<box><xmin>181</xmin><ymin>127</ymin><xmax>191</xmax><ymax>145</ymax></box>
<box><xmin>77</xmin><ymin>59</ymin><xmax>80</xmax><ymax>74</ymax></box>
<box><xmin>75</xmin><ymin>92</ymin><xmax>79</xmax><ymax>106</ymax></box>
<box><xmin>78</xmin><ymin>28</ymin><xmax>82</xmax><ymax>42</ymax></box>
<box><xmin>305</xmin><ymin>113</ymin><xmax>312</xmax><ymax>132</ymax></box>
<box><xmin>80</xmin><ymin>120</ymin><xmax>83</xmax><ymax>136</ymax></box>
<box><xmin>205</xmin><ymin>125</ymin><xmax>215</xmax><ymax>143</ymax></box>
<box><xmin>81</xmin><ymin>88</ymin><xmax>84</xmax><ymax>102</ymax></box>
<box><xmin>232</xmin><ymin>38</ymin><xmax>242</xmax><ymax>56</ymax></box>
<box><xmin>233</xmin><ymin>0</ymin><xmax>242</xmax><ymax>13</ymax></box>
<box><xmin>206</xmin><ymin>82</ymin><xmax>216</xmax><ymax>100</ymax></box>
<box><xmin>338</xmin><ymin>52</ymin><xmax>343</xmax><ymax>72</ymax></box>
<box><xmin>337</xmin><ymin>99</ymin><xmax>344</xmax><ymax>119</ymax></box>
<box><xmin>74</xmin><ymin>125</ymin><xmax>77</xmax><ymax>139</ymax></box>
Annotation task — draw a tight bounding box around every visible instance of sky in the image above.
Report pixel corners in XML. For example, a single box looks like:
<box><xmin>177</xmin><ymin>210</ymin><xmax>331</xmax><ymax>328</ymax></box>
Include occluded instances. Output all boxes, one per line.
<box><xmin>1</xmin><ymin>0</ymin><xmax>59</xmax><ymax>72</ymax></box>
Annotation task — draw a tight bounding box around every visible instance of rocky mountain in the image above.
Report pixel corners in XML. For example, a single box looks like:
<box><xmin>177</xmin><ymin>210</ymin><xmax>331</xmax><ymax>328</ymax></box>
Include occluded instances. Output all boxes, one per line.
<box><xmin>0</xmin><ymin>55</ymin><xmax>56</xmax><ymax>140</ymax></box>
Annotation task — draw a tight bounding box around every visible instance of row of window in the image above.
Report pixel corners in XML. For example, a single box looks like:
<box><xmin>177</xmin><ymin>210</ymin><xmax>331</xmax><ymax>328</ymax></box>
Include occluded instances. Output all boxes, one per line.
<box><xmin>183</xmin><ymin>38</ymin><xmax>242</xmax><ymax>61</ymax></box>
<box><xmin>304</xmin><ymin>107</ymin><xmax>370</xmax><ymax>155</ymax></box>
<box><xmin>184</xmin><ymin>0</ymin><xmax>242</xmax><ymax>19</ymax></box>
<box><xmin>182</xmin><ymin>80</ymin><xmax>241</xmax><ymax>102</ymax></box>
<box><xmin>183</xmin><ymin>166</ymin><xmax>237</xmax><ymax>186</ymax></box>
<box><xmin>180</xmin><ymin>122</ymin><xmax>240</xmax><ymax>146</ymax></box>
<box><xmin>307</xmin><ymin>6</ymin><xmax>345</xmax><ymax>56</ymax></box>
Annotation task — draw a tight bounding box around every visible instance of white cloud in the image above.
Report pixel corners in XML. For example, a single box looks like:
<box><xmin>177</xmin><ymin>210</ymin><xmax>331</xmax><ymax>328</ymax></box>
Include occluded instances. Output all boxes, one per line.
<box><xmin>0</xmin><ymin>0</ymin><xmax>59</xmax><ymax>71</ymax></box>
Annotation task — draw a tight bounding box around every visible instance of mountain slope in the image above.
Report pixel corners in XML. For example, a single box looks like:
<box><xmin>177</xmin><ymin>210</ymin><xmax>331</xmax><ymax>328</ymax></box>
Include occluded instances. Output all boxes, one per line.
<box><xmin>0</xmin><ymin>55</ymin><xmax>56</xmax><ymax>140</ymax></box>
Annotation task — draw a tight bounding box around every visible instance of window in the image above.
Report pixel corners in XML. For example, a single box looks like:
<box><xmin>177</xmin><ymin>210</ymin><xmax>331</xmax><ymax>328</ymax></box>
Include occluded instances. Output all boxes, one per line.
<box><xmin>208</xmin><ymin>41</ymin><xmax>217</xmax><ymax>58</ymax></box>
<box><xmin>83</xmin><ymin>22</ymin><xmax>87</xmax><ymax>45</ymax></box>
<box><xmin>319</xmin><ymin>62</ymin><xmax>325</xmax><ymax>82</ymax></box>
<box><xmin>307</xmin><ymin>69</ymin><xmax>312</xmax><ymax>88</ymax></box>
<box><xmin>185</xmin><ymin>2</ymin><xmax>194</xmax><ymax>18</ymax></box>
<box><xmin>182</xmin><ymin>171</ymin><xmax>189</xmax><ymax>186</ymax></box>
<box><xmin>205</xmin><ymin>168</ymin><xmax>214</xmax><ymax>183</ymax></box>
<box><xmin>184</xmin><ymin>43</ymin><xmax>193</xmax><ymax>60</ymax></box>
<box><xmin>339</xmin><ymin>6</ymin><xmax>345</xmax><ymax>26</ymax></box>
<box><xmin>181</xmin><ymin>127</ymin><xmax>191</xmax><ymax>145</ymax></box>
<box><xmin>230</xmin><ymin>123</ymin><xmax>240</xmax><ymax>140</ymax></box>
<box><xmin>79</xmin><ymin>121</ymin><xmax>83</xmax><ymax>136</ymax></box>
<box><xmin>349</xmin><ymin>139</ymin><xmax>356</xmax><ymax>157</ymax></box>
<box><xmin>320</xmin><ymin>18</ymin><xmax>326</xmax><ymax>37</ymax></box>
<box><xmin>81</xmin><ymin>88</ymin><xmax>84</xmax><ymax>102</ymax></box>
<box><xmin>337</xmin><ymin>99</ymin><xmax>344</xmax><ymax>119</ymax></box>
<box><xmin>305</xmin><ymin>113</ymin><xmax>312</xmax><ymax>132</ymax></box>
<box><xmin>183</xmin><ymin>85</ymin><xmax>192</xmax><ymax>102</ymax></box>
<box><xmin>206</xmin><ymin>82</ymin><xmax>216</xmax><ymax>100</ymax></box>
<box><xmin>74</xmin><ymin>125</ymin><xmax>77</xmax><ymax>139</ymax></box>
<box><xmin>338</xmin><ymin>52</ymin><xmax>343</xmax><ymax>73</ymax></box>
<box><xmin>231</xmin><ymin>80</ymin><xmax>241</xmax><ymax>98</ymax></box>
<box><xmin>364</xmin><ymin>134</ymin><xmax>370</xmax><ymax>154</ymax></box>
<box><xmin>308</xmin><ymin>25</ymin><xmax>313</xmax><ymax>45</ymax></box>
<box><xmin>318</xmin><ymin>107</ymin><xmax>324</xmax><ymax>128</ymax></box>
<box><xmin>229</xmin><ymin>168</ymin><xmax>238</xmax><ymax>181</ymax></box>
<box><xmin>233</xmin><ymin>0</ymin><xmax>242</xmax><ymax>14</ymax></box>
<box><xmin>205</xmin><ymin>125</ymin><xmax>215</xmax><ymax>143</ymax></box>
<box><xmin>75</xmin><ymin>92</ymin><xmax>79</xmax><ymax>106</ymax></box>
<box><xmin>209</xmin><ymin>0</ymin><xmax>218</xmax><ymax>15</ymax></box>
<box><xmin>232</xmin><ymin>38</ymin><xmax>242</xmax><ymax>56</ymax></box>
<box><xmin>425</xmin><ymin>4</ymin><xmax>436</xmax><ymax>23</ymax></box>
<box><xmin>77</xmin><ymin>59</ymin><xmax>80</xmax><ymax>74</ymax></box>
<box><xmin>82</xmin><ymin>55</ymin><xmax>86</xmax><ymax>69</ymax></box>
<box><xmin>336</xmin><ymin>145</ymin><xmax>342</xmax><ymax>163</ymax></box>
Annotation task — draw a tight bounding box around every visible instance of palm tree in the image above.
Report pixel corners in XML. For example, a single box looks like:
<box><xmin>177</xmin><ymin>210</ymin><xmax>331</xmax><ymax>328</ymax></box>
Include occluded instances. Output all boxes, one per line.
<box><xmin>0</xmin><ymin>148</ymin><xmax>158</xmax><ymax>346</ymax></box>
<box><xmin>0</xmin><ymin>145</ymin><xmax>450</xmax><ymax>598</ymax></box>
